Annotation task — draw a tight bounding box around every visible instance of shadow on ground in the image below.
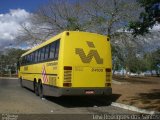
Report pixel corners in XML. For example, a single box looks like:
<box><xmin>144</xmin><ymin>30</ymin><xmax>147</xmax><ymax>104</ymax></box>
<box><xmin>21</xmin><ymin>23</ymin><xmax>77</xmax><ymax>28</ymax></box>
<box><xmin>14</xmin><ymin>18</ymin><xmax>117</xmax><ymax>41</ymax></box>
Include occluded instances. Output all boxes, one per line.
<box><xmin>45</xmin><ymin>94</ymin><xmax>121</xmax><ymax>108</ymax></box>
<box><xmin>129</xmin><ymin>89</ymin><xmax>160</xmax><ymax>111</ymax></box>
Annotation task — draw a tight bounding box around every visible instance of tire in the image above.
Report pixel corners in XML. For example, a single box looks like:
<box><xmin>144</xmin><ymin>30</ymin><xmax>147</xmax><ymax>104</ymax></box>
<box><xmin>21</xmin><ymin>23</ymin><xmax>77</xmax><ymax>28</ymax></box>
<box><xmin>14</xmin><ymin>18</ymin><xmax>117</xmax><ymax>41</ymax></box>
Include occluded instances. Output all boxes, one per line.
<box><xmin>38</xmin><ymin>82</ymin><xmax>44</xmax><ymax>98</ymax></box>
<box><xmin>20</xmin><ymin>78</ymin><xmax>24</xmax><ymax>88</ymax></box>
<box><xmin>34</xmin><ymin>82</ymin><xmax>39</xmax><ymax>96</ymax></box>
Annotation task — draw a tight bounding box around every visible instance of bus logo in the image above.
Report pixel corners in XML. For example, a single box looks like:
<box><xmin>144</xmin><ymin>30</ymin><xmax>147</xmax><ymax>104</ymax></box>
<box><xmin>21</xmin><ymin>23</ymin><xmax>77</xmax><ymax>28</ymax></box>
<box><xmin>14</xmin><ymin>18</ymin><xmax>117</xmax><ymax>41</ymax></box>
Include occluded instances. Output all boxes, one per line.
<box><xmin>75</xmin><ymin>41</ymin><xmax>103</xmax><ymax>64</ymax></box>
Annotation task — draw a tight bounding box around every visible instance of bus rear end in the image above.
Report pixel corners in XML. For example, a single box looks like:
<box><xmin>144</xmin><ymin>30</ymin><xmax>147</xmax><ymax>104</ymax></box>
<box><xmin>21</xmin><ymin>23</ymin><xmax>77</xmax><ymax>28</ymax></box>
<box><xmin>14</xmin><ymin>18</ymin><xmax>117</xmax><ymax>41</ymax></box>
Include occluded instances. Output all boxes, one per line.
<box><xmin>59</xmin><ymin>31</ymin><xmax>112</xmax><ymax>96</ymax></box>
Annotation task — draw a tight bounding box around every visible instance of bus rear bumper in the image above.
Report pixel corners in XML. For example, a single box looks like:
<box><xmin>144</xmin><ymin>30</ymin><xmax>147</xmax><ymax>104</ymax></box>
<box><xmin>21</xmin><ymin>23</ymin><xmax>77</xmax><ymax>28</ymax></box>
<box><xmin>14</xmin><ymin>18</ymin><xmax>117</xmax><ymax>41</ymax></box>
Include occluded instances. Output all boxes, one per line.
<box><xmin>44</xmin><ymin>86</ymin><xmax>112</xmax><ymax>97</ymax></box>
<box><xmin>61</xmin><ymin>87</ymin><xmax>112</xmax><ymax>96</ymax></box>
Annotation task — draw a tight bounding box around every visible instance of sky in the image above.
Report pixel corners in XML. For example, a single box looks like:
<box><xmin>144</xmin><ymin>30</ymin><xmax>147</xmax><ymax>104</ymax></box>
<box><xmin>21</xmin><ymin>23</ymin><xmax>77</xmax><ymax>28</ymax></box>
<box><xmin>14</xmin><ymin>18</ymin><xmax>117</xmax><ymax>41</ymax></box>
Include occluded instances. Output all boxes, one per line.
<box><xmin>0</xmin><ymin>0</ymin><xmax>49</xmax><ymax>13</ymax></box>
<box><xmin>0</xmin><ymin>0</ymin><xmax>50</xmax><ymax>50</ymax></box>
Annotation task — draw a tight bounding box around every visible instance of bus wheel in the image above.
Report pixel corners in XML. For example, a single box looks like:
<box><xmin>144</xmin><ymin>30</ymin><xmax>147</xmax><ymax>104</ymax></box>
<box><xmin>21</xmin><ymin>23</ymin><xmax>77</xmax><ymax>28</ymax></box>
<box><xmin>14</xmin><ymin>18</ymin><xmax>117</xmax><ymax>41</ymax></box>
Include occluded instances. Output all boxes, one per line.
<box><xmin>34</xmin><ymin>82</ymin><xmax>39</xmax><ymax>96</ymax></box>
<box><xmin>38</xmin><ymin>82</ymin><xmax>44</xmax><ymax>98</ymax></box>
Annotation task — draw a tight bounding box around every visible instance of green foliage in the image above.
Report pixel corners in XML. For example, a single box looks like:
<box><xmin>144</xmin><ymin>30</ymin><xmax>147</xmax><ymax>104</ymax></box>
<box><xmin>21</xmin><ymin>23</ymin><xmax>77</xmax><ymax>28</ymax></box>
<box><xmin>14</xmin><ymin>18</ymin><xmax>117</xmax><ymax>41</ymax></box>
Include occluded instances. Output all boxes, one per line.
<box><xmin>111</xmin><ymin>44</ymin><xmax>124</xmax><ymax>73</ymax></box>
<box><xmin>66</xmin><ymin>17</ymin><xmax>83</xmax><ymax>30</ymax></box>
<box><xmin>129</xmin><ymin>57</ymin><xmax>148</xmax><ymax>73</ymax></box>
<box><xmin>143</xmin><ymin>49</ymin><xmax>160</xmax><ymax>76</ymax></box>
<box><xmin>6</xmin><ymin>48</ymin><xmax>27</xmax><ymax>64</ymax></box>
<box><xmin>152</xmin><ymin>49</ymin><xmax>160</xmax><ymax>76</ymax></box>
<box><xmin>0</xmin><ymin>48</ymin><xmax>27</xmax><ymax>74</ymax></box>
<box><xmin>112</xmin><ymin>36</ymin><xmax>160</xmax><ymax>76</ymax></box>
<box><xmin>129</xmin><ymin>0</ymin><xmax>160</xmax><ymax>36</ymax></box>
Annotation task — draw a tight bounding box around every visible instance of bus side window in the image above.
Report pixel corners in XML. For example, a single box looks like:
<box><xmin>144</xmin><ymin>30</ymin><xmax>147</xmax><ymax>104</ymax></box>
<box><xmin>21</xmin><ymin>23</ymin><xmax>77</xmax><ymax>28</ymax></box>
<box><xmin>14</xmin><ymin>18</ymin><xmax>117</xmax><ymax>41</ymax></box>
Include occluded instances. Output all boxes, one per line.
<box><xmin>30</xmin><ymin>54</ymin><xmax>32</xmax><ymax>63</ymax></box>
<box><xmin>26</xmin><ymin>55</ymin><xmax>29</xmax><ymax>64</ymax></box>
<box><xmin>32</xmin><ymin>52</ymin><xmax>35</xmax><ymax>63</ymax></box>
<box><xmin>22</xmin><ymin>57</ymin><xmax>25</xmax><ymax>65</ymax></box>
<box><xmin>55</xmin><ymin>40</ymin><xmax>60</xmax><ymax>59</ymax></box>
<box><xmin>45</xmin><ymin>45</ymin><xmax>49</xmax><ymax>60</ymax></box>
<box><xmin>49</xmin><ymin>42</ymin><xmax>56</xmax><ymax>59</ymax></box>
<box><xmin>24</xmin><ymin>56</ymin><xmax>26</xmax><ymax>65</ymax></box>
<box><xmin>35</xmin><ymin>51</ymin><xmax>38</xmax><ymax>62</ymax></box>
<box><xmin>18</xmin><ymin>57</ymin><xmax>22</xmax><ymax>69</ymax></box>
<box><xmin>28</xmin><ymin>54</ymin><xmax>31</xmax><ymax>63</ymax></box>
<box><xmin>29</xmin><ymin>54</ymin><xmax>31</xmax><ymax>63</ymax></box>
<box><xmin>40</xmin><ymin>47</ymin><xmax>45</xmax><ymax>61</ymax></box>
<box><xmin>37</xmin><ymin>49</ymin><xmax>41</xmax><ymax>62</ymax></box>
<box><xmin>25</xmin><ymin>55</ymin><xmax>27</xmax><ymax>64</ymax></box>
<box><xmin>34</xmin><ymin>51</ymin><xmax>37</xmax><ymax>62</ymax></box>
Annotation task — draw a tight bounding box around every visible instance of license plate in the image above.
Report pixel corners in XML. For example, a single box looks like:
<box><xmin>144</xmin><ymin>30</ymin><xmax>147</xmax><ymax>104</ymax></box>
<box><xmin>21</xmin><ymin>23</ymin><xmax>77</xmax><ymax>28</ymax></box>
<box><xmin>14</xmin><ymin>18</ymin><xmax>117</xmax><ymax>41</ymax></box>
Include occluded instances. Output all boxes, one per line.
<box><xmin>85</xmin><ymin>90</ymin><xmax>95</xmax><ymax>94</ymax></box>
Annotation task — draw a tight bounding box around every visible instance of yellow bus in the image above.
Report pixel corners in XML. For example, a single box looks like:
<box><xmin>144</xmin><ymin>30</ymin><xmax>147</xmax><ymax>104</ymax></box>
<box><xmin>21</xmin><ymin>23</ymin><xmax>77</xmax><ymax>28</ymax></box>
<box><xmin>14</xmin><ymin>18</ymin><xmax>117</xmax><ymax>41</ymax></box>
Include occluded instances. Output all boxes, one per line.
<box><xmin>18</xmin><ymin>31</ymin><xmax>112</xmax><ymax>97</ymax></box>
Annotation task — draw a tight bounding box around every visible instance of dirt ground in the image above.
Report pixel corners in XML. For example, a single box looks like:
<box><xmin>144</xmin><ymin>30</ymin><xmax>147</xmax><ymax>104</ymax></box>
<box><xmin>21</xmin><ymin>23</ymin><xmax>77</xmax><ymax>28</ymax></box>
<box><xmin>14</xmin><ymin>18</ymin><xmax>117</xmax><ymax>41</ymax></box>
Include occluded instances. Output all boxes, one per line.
<box><xmin>112</xmin><ymin>76</ymin><xmax>160</xmax><ymax>112</ymax></box>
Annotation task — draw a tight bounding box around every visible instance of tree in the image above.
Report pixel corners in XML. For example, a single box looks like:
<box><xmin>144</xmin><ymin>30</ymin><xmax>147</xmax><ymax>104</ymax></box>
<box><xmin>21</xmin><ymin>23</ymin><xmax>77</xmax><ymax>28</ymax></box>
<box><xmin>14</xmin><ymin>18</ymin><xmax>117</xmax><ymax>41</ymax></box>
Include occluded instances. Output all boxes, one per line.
<box><xmin>111</xmin><ymin>31</ymin><xmax>147</xmax><ymax>77</ymax></box>
<box><xmin>152</xmin><ymin>49</ymin><xmax>160</xmax><ymax>76</ymax></box>
<box><xmin>129</xmin><ymin>57</ymin><xmax>148</xmax><ymax>74</ymax></box>
<box><xmin>17</xmin><ymin>0</ymin><xmax>87</xmax><ymax>44</ymax></box>
<box><xmin>17</xmin><ymin>0</ymin><xmax>141</xmax><ymax>44</ymax></box>
<box><xmin>112</xmin><ymin>33</ymin><xmax>132</xmax><ymax>77</ymax></box>
<box><xmin>129</xmin><ymin>0</ymin><xmax>160</xmax><ymax>36</ymax></box>
<box><xmin>0</xmin><ymin>48</ymin><xmax>27</xmax><ymax>75</ymax></box>
<box><xmin>111</xmin><ymin>45</ymin><xmax>124</xmax><ymax>75</ymax></box>
<box><xmin>84</xmin><ymin>0</ymin><xmax>141</xmax><ymax>36</ymax></box>
<box><xmin>144</xmin><ymin>49</ymin><xmax>160</xmax><ymax>76</ymax></box>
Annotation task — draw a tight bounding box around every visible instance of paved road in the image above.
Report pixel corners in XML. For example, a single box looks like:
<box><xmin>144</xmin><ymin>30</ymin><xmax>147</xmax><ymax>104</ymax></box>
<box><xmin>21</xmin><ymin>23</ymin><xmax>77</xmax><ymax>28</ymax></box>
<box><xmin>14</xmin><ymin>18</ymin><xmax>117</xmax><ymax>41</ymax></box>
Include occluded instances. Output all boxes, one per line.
<box><xmin>0</xmin><ymin>78</ymin><xmax>137</xmax><ymax>119</ymax></box>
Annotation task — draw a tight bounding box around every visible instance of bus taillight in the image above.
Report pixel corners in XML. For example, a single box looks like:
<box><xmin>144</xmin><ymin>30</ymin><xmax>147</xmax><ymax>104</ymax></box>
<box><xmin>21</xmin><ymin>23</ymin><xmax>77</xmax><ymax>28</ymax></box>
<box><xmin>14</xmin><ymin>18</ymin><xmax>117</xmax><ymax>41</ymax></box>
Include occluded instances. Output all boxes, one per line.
<box><xmin>105</xmin><ymin>68</ymin><xmax>111</xmax><ymax>87</ymax></box>
<box><xmin>63</xmin><ymin>66</ymin><xmax>72</xmax><ymax>87</ymax></box>
<box><xmin>64</xmin><ymin>66</ymin><xmax>72</xmax><ymax>70</ymax></box>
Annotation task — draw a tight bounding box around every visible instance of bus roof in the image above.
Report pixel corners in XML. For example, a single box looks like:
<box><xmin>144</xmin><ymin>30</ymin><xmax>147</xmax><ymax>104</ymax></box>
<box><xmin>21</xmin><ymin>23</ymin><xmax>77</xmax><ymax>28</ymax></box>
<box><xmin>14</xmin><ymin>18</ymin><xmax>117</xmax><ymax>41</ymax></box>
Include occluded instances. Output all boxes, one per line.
<box><xmin>21</xmin><ymin>31</ymin><xmax>108</xmax><ymax>57</ymax></box>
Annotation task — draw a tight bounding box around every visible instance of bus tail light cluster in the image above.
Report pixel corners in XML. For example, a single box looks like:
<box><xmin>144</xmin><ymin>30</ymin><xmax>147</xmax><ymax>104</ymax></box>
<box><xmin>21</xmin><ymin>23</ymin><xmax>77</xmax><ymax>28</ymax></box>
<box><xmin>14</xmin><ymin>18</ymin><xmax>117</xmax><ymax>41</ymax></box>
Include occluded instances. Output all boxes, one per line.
<box><xmin>105</xmin><ymin>68</ymin><xmax>111</xmax><ymax>87</ymax></box>
<box><xmin>63</xmin><ymin>66</ymin><xmax>72</xmax><ymax>87</ymax></box>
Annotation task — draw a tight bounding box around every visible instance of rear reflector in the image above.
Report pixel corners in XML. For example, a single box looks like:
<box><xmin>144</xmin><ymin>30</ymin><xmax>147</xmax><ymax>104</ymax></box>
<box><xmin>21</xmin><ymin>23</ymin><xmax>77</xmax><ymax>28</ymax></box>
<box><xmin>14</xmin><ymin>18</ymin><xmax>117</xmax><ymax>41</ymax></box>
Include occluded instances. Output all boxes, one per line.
<box><xmin>64</xmin><ymin>66</ymin><xmax>72</xmax><ymax>70</ymax></box>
